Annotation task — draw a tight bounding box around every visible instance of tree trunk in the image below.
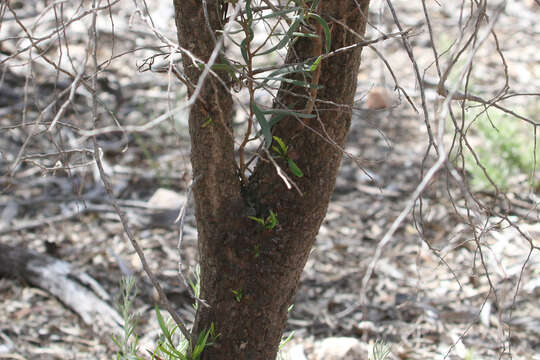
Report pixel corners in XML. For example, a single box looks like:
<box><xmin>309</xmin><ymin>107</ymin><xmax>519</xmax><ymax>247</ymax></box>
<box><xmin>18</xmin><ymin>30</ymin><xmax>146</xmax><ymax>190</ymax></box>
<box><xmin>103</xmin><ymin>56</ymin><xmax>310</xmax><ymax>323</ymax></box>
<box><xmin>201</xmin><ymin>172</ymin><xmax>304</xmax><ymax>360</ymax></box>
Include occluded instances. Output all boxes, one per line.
<box><xmin>173</xmin><ymin>1</ymin><xmax>370</xmax><ymax>359</ymax></box>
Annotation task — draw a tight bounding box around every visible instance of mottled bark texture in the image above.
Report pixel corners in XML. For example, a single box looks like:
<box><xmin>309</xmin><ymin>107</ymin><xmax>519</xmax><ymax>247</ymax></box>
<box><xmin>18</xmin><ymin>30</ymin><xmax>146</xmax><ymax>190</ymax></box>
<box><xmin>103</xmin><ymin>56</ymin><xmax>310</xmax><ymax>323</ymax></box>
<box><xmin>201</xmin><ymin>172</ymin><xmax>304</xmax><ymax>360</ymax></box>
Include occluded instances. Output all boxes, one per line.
<box><xmin>173</xmin><ymin>1</ymin><xmax>370</xmax><ymax>359</ymax></box>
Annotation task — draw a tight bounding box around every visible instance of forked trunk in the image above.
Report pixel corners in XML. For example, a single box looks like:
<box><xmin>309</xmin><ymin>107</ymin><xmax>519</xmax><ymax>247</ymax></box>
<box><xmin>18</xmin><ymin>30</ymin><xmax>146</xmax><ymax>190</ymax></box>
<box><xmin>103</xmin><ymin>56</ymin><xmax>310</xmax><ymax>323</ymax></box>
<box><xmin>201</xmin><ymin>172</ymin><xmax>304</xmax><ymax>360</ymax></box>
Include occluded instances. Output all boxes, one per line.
<box><xmin>173</xmin><ymin>1</ymin><xmax>370</xmax><ymax>358</ymax></box>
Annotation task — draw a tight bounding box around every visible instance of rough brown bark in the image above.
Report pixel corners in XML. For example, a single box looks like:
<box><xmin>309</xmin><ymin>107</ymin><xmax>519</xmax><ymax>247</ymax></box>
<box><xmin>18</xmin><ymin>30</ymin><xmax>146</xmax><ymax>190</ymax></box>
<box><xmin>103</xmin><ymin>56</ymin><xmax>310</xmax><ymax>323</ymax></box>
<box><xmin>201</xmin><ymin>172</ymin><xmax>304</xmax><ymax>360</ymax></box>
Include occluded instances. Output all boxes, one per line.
<box><xmin>173</xmin><ymin>1</ymin><xmax>370</xmax><ymax>359</ymax></box>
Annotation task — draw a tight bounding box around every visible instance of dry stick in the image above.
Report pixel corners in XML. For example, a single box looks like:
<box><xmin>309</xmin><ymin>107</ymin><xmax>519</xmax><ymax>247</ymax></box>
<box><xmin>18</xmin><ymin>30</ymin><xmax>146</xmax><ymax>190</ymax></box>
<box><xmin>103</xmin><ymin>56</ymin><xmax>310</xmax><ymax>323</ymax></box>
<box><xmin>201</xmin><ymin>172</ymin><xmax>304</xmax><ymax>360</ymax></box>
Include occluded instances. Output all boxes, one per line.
<box><xmin>262</xmin><ymin>147</ymin><xmax>303</xmax><ymax>196</ymax></box>
<box><xmin>250</xmin><ymin>29</ymin><xmax>408</xmax><ymax>77</ymax></box>
<box><xmin>327</xmin><ymin>15</ymin><xmax>418</xmax><ymax>113</ymax></box>
<box><xmin>81</xmin><ymin>2</ymin><xmax>242</xmax><ymax>139</ymax></box>
<box><xmin>0</xmin><ymin>208</ymin><xmax>87</xmax><ymax>235</ymax></box>
<box><xmin>175</xmin><ymin>177</ymin><xmax>209</xmax><ymax>308</ymax></box>
<box><xmin>48</xmin><ymin>61</ymin><xmax>86</xmax><ymax>130</ymax></box>
<box><xmin>299</xmin><ymin>1</ymin><xmax>323</xmax><ymax>116</ymax></box>
<box><xmin>422</xmin><ymin>77</ymin><xmax>538</xmax><ymax>126</ymax></box>
<box><xmin>0</xmin><ymin>0</ymin><xmax>121</xmax><ymax>67</ymax></box>
<box><xmin>385</xmin><ymin>0</ymin><xmax>438</xmax><ymax>155</ymax></box>
<box><xmin>87</xmin><ymin>0</ymin><xmax>192</xmax><ymax>341</ymax></box>
<box><xmin>359</xmin><ymin>3</ymin><xmax>505</xmax><ymax>306</ymax></box>
<box><xmin>6</xmin><ymin>1</ymin><xmax>127</xmax><ymax>173</ymax></box>
<box><xmin>182</xmin><ymin>3</ymin><xmax>243</xmax><ymax>120</ymax></box>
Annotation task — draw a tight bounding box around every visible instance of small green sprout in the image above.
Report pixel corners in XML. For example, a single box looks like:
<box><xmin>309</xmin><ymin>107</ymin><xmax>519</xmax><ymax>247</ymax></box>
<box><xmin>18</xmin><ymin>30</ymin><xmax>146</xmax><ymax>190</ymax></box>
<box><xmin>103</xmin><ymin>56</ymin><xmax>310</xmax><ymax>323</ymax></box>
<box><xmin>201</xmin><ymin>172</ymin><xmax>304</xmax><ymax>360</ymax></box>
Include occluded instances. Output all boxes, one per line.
<box><xmin>309</xmin><ymin>55</ymin><xmax>322</xmax><ymax>72</ymax></box>
<box><xmin>154</xmin><ymin>305</ymin><xmax>217</xmax><ymax>360</ymax></box>
<box><xmin>371</xmin><ymin>339</ymin><xmax>391</xmax><ymax>360</ymax></box>
<box><xmin>272</xmin><ymin>136</ymin><xmax>304</xmax><ymax>177</ymax></box>
<box><xmin>231</xmin><ymin>289</ymin><xmax>243</xmax><ymax>302</ymax></box>
<box><xmin>201</xmin><ymin>117</ymin><xmax>213</xmax><ymax>128</ymax></box>
<box><xmin>248</xmin><ymin>209</ymin><xmax>278</xmax><ymax>230</ymax></box>
<box><xmin>272</xmin><ymin>136</ymin><xmax>288</xmax><ymax>157</ymax></box>
<box><xmin>287</xmin><ymin>158</ymin><xmax>303</xmax><ymax>177</ymax></box>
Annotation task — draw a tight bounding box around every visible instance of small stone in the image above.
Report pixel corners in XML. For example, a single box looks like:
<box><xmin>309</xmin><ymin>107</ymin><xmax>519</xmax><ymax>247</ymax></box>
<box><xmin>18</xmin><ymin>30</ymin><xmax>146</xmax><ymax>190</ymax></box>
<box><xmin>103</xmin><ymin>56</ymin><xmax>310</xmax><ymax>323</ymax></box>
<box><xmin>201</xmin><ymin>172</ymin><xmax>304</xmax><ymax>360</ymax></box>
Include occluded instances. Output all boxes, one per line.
<box><xmin>147</xmin><ymin>188</ymin><xmax>186</xmax><ymax>210</ymax></box>
<box><xmin>366</xmin><ymin>87</ymin><xmax>393</xmax><ymax>110</ymax></box>
<box><xmin>314</xmin><ymin>337</ymin><xmax>369</xmax><ymax>360</ymax></box>
<box><xmin>287</xmin><ymin>344</ymin><xmax>308</xmax><ymax>360</ymax></box>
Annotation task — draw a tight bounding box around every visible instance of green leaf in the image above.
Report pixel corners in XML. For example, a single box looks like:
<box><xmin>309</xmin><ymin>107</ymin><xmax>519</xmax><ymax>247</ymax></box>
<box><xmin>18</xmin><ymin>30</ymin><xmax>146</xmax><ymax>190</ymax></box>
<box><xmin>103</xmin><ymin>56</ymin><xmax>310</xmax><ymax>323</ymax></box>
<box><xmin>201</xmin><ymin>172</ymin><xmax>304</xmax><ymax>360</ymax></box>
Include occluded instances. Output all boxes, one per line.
<box><xmin>231</xmin><ymin>289</ymin><xmax>243</xmax><ymax>302</ymax></box>
<box><xmin>279</xmin><ymin>330</ymin><xmax>296</xmax><ymax>350</ymax></box>
<box><xmin>252</xmin><ymin>102</ymin><xmax>272</xmax><ymax>148</ymax></box>
<box><xmin>245</xmin><ymin>0</ymin><xmax>253</xmax><ymax>21</ymax></box>
<box><xmin>198</xmin><ymin>62</ymin><xmax>243</xmax><ymax>73</ymax></box>
<box><xmin>271</xmin><ymin>145</ymin><xmax>281</xmax><ymax>155</ymax></box>
<box><xmin>192</xmin><ymin>328</ymin><xmax>211</xmax><ymax>359</ymax></box>
<box><xmin>307</xmin><ymin>13</ymin><xmax>332</xmax><ymax>53</ymax></box>
<box><xmin>309</xmin><ymin>0</ymin><xmax>321</xmax><ymax>11</ymax></box>
<box><xmin>161</xmin><ymin>343</ymin><xmax>188</xmax><ymax>360</ymax></box>
<box><xmin>291</xmin><ymin>31</ymin><xmax>320</xmax><ymax>39</ymax></box>
<box><xmin>240</xmin><ymin>38</ymin><xmax>250</xmax><ymax>64</ymax></box>
<box><xmin>257</xmin><ymin>17</ymin><xmax>302</xmax><ymax>56</ymax></box>
<box><xmin>288</xmin><ymin>158</ymin><xmax>304</xmax><ymax>177</ymax></box>
<box><xmin>154</xmin><ymin>305</ymin><xmax>173</xmax><ymax>345</ymax></box>
<box><xmin>263</xmin><ymin>108</ymin><xmax>316</xmax><ymax>119</ymax></box>
<box><xmin>258</xmin><ymin>6</ymin><xmax>299</xmax><ymax>20</ymax></box>
<box><xmin>309</xmin><ymin>55</ymin><xmax>322</xmax><ymax>72</ymax></box>
<box><xmin>261</xmin><ymin>76</ymin><xmax>320</xmax><ymax>89</ymax></box>
<box><xmin>266</xmin><ymin>210</ymin><xmax>278</xmax><ymax>229</ymax></box>
<box><xmin>248</xmin><ymin>216</ymin><xmax>266</xmax><ymax>227</ymax></box>
<box><xmin>272</xmin><ymin>136</ymin><xmax>288</xmax><ymax>154</ymax></box>
<box><xmin>268</xmin><ymin>112</ymin><xmax>287</xmax><ymax>128</ymax></box>
<box><xmin>255</xmin><ymin>63</ymin><xmax>308</xmax><ymax>89</ymax></box>
<box><xmin>201</xmin><ymin>117</ymin><xmax>213</xmax><ymax>128</ymax></box>
<box><xmin>157</xmin><ymin>345</ymin><xmax>177</xmax><ymax>359</ymax></box>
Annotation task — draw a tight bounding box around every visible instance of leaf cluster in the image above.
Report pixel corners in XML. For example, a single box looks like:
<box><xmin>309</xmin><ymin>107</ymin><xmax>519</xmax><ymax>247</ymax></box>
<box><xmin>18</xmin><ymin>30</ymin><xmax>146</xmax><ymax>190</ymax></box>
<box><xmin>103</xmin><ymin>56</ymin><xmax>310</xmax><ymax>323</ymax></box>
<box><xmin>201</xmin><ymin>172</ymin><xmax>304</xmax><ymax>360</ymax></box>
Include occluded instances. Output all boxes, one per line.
<box><xmin>154</xmin><ymin>306</ymin><xmax>217</xmax><ymax>360</ymax></box>
<box><xmin>248</xmin><ymin>209</ymin><xmax>279</xmax><ymax>230</ymax></box>
<box><xmin>272</xmin><ymin>136</ymin><xmax>304</xmax><ymax>177</ymax></box>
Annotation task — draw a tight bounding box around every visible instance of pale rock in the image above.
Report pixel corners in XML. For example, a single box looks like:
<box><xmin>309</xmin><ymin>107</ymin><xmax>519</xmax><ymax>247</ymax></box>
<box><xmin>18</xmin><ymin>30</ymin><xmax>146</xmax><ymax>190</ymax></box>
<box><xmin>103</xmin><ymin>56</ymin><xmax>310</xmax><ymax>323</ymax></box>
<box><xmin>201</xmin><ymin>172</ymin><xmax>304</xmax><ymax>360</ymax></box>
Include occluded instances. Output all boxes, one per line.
<box><xmin>144</xmin><ymin>188</ymin><xmax>187</xmax><ymax>227</ymax></box>
<box><xmin>314</xmin><ymin>337</ymin><xmax>369</xmax><ymax>360</ymax></box>
<box><xmin>147</xmin><ymin>188</ymin><xmax>186</xmax><ymax>210</ymax></box>
<box><xmin>286</xmin><ymin>344</ymin><xmax>308</xmax><ymax>360</ymax></box>
<box><xmin>366</xmin><ymin>87</ymin><xmax>393</xmax><ymax>110</ymax></box>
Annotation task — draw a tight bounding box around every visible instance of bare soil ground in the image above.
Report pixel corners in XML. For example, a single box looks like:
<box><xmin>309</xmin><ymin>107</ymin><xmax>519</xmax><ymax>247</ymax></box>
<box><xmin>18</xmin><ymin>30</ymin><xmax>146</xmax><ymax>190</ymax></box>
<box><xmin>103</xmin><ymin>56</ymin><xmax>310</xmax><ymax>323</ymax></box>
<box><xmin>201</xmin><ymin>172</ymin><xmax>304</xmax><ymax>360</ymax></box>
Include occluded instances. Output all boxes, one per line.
<box><xmin>1</xmin><ymin>1</ymin><xmax>538</xmax><ymax>359</ymax></box>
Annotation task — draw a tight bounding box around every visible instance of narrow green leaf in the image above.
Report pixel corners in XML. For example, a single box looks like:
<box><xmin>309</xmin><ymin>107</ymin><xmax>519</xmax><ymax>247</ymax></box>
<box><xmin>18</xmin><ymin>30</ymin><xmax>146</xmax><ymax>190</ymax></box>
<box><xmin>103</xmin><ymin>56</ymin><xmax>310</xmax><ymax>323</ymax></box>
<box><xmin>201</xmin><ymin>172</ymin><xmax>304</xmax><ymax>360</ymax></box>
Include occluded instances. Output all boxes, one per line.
<box><xmin>262</xmin><ymin>76</ymin><xmax>321</xmax><ymax>89</ymax></box>
<box><xmin>263</xmin><ymin>108</ymin><xmax>316</xmax><ymax>119</ymax></box>
<box><xmin>279</xmin><ymin>331</ymin><xmax>296</xmax><ymax>350</ymax></box>
<box><xmin>309</xmin><ymin>55</ymin><xmax>322</xmax><ymax>72</ymax></box>
<box><xmin>201</xmin><ymin>117</ymin><xmax>213</xmax><ymax>128</ymax></box>
<box><xmin>291</xmin><ymin>31</ymin><xmax>320</xmax><ymax>39</ymax></box>
<box><xmin>154</xmin><ymin>305</ymin><xmax>172</xmax><ymax>345</ymax></box>
<box><xmin>210</xmin><ymin>63</ymin><xmax>243</xmax><ymax>73</ymax></box>
<box><xmin>245</xmin><ymin>0</ymin><xmax>253</xmax><ymax>21</ymax></box>
<box><xmin>288</xmin><ymin>158</ymin><xmax>304</xmax><ymax>177</ymax></box>
<box><xmin>240</xmin><ymin>38</ymin><xmax>249</xmax><ymax>64</ymax></box>
<box><xmin>272</xmin><ymin>136</ymin><xmax>288</xmax><ymax>154</ymax></box>
<box><xmin>255</xmin><ymin>63</ymin><xmax>306</xmax><ymax>87</ymax></box>
<box><xmin>272</xmin><ymin>145</ymin><xmax>284</xmax><ymax>156</ymax></box>
<box><xmin>255</xmin><ymin>105</ymin><xmax>309</xmax><ymax>140</ymax></box>
<box><xmin>248</xmin><ymin>216</ymin><xmax>266</xmax><ymax>227</ymax></box>
<box><xmin>268</xmin><ymin>112</ymin><xmax>287</xmax><ymax>127</ymax></box>
<box><xmin>307</xmin><ymin>13</ymin><xmax>331</xmax><ymax>53</ymax></box>
<box><xmin>169</xmin><ymin>345</ymin><xmax>188</xmax><ymax>359</ymax></box>
<box><xmin>309</xmin><ymin>0</ymin><xmax>321</xmax><ymax>11</ymax></box>
<box><xmin>258</xmin><ymin>7</ymin><xmax>299</xmax><ymax>20</ymax></box>
<box><xmin>192</xmin><ymin>333</ymin><xmax>209</xmax><ymax>359</ymax></box>
<box><xmin>158</xmin><ymin>345</ymin><xmax>187</xmax><ymax>360</ymax></box>
<box><xmin>266</xmin><ymin>210</ymin><xmax>278</xmax><ymax>229</ymax></box>
<box><xmin>257</xmin><ymin>17</ymin><xmax>302</xmax><ymax>56</ymax></box>
<box><xmin>252</xmin><ymin>102</ymin><xmax>272</xmax><ymax>148</ymax></box>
